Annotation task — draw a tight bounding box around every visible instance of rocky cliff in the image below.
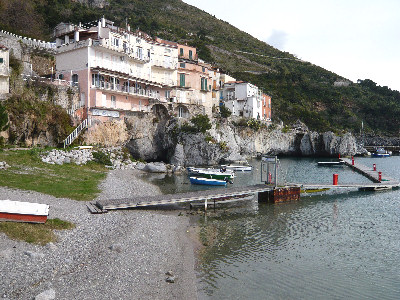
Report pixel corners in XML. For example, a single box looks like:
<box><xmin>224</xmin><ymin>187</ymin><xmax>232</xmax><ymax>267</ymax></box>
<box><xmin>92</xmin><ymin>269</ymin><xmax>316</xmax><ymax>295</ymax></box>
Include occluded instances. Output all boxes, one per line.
<box><xmin>102</xmin><ymin>114</ymin><xmax>363</xmax><ymax>166</ymax></box>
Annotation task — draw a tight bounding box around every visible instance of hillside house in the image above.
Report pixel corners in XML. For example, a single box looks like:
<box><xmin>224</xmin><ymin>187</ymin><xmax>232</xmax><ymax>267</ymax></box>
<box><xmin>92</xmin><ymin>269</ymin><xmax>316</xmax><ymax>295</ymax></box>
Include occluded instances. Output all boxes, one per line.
<box><xmin>261</xmin><ymin>93</ymin><xmax>272</xmax><ymax>121</ymax></box>
<box><xmin>172</xmin><ymin>44</ymin><xmax>213</xmax><ymax>116</ymax></box>
<box><xmin>54</xmin><ymin>18</ymin><xmax>179</xmax><ymax>123</ymax></box>
<box><xmin>222</xmin><ymin>81</ymin><xmax>264</xmax><ymax>119</ymax></box>
<box><xmin>0</xmin><ymin>44</ymin><xmax>9</xmax><ymax>99</ymax></box>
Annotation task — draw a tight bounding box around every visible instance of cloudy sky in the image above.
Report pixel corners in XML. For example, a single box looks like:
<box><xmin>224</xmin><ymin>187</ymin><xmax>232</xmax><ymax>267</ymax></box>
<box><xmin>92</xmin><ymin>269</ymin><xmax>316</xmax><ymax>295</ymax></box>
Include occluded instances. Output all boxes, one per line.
<box><xmin>183</xmin><ymin>0</ymin><xmax>400</xmax><ymax>91</ymax></box>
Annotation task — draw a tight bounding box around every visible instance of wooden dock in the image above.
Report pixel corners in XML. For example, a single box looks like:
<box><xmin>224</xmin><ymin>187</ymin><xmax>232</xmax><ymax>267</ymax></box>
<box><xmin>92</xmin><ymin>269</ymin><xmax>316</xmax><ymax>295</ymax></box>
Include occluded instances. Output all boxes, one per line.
<box><xmin>340</xmin><ymin>157</ymin><xmax>399</xmax><ymax>186</ymax></box>
<box><xmin>94</xmin><ymin>184</ymin><xmax>274</xmax><ymax>211</ymax></box>
<box><xmin>87</xmin><ymin>157</ymin><xmax>399</xmax><ymax>213</ymax></box>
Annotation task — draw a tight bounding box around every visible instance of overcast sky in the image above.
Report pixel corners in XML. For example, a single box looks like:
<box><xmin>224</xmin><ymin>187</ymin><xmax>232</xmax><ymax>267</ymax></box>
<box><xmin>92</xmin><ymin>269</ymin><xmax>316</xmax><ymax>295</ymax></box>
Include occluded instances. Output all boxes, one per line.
<box><xmin>183</xmin><ymin>0</ymin><xmax>400</xmax><ymax>92</ymax></box>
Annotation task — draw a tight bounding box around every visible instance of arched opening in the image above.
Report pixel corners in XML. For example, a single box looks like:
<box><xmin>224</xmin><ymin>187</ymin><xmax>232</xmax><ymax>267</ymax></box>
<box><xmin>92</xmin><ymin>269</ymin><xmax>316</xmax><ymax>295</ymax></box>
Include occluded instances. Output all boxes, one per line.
<box><xmin>151</xmin><ymin>104</ymin><xmax>169</xmax><ymax>119</ymax></box>
<box><xmin>176</xmin><ymin>105</ymin><xmax>189</xmax><ymax>118</ymax></box>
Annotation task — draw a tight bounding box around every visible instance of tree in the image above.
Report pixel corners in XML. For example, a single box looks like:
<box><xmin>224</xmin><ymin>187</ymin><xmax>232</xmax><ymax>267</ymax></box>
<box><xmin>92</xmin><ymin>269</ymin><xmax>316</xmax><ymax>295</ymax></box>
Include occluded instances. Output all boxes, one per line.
<box><xmin>219</xmin><ymin>105</ymin><xmax>231</xmax><ymax>118</ymax></box>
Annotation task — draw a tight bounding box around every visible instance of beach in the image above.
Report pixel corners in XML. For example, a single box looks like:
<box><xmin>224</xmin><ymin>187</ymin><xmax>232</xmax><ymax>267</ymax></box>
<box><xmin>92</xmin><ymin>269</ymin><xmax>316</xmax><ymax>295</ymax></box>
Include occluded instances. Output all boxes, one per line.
<box><xmin>0</xmin><ymin>169</ymin><xmax>197</xmax><ymax>300</ymax></box>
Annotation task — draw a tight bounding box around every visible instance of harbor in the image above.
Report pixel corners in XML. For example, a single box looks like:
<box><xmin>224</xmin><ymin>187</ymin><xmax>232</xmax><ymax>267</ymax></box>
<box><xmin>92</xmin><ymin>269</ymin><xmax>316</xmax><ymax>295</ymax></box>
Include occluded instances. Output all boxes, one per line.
<box><xmin>89</xmin><ymin>156</ymin><xmax>400</xmax><ymax>213</ymax></box>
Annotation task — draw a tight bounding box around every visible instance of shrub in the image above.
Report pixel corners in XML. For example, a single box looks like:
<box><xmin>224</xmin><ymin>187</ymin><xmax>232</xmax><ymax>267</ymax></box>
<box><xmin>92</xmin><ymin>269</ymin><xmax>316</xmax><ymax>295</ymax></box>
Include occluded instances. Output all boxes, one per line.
<box><xmin>219</xmin><ymin>105</ymin><xmax>231</xmax><ymax>118</ymax></box>
<box><xmin>181</xmin><ymin>114</ymin><xmax>212</xmax><ymax>134</ymax></box>
<box><xmin>92</xmin><ymin>151</ymin><xmax>112</xmax><ymax>166</ymax></box>
<box><xmin>247</xmin><ymin>118</ymin><xmax>261</xmax><ymax>131</ymax></box>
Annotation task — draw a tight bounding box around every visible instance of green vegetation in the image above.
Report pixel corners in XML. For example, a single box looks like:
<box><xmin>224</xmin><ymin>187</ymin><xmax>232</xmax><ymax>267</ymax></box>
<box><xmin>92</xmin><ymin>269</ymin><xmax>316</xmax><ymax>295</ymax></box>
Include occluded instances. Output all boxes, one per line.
<box><xmin>1</xmin><ymin>0</ymin><xmax>400</xmax><ymax>134</ymax></box>
<box><xmin>181</xmin><ymin>114</ymin><xmax>212</xmax><ymax>134</ymax></box>
<box><xmin>0</xmin><ymin>218</ymin><xmax>75</xmax><ymax>245</ymax></box>
<box><xmin>219</xmin><ymin>105</ymin><xmax>232</xmax><ymax>118</ymax></box>
<box><xmin>92</xmin><ymin>151</ymin><xmax>112</xmax><ymax>166</ymax></box>
<box><xmin>5</xmin><ymin>92</ymin><xmax>73</xmax><ymax>146</ymax></box>
<box><xmin>0</xmin><ymin>150</ymin><xmax>107</xmax><ymax>200</ymax></box>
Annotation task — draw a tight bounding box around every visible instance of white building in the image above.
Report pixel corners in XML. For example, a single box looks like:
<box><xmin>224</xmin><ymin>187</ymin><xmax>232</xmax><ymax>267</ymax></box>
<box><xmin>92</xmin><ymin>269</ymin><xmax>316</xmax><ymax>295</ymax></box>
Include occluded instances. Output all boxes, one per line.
<box><xmin>0</xmin><ymin>44</ymin><xmax>9</xmax><ymax>99</ymax></box>
<box><xmin>222</xmin><ymin>81</ymin><xmax>263</xmax><ymax>119</ymax></box>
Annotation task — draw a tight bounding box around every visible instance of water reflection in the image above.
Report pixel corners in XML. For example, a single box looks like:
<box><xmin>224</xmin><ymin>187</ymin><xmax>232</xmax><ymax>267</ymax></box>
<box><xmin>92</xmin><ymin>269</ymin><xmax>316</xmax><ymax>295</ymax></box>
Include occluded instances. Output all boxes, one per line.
<box><xmin>196</xmin><ymin>157</ymin><xmax>400</xmax><ymax>300</ymax></box>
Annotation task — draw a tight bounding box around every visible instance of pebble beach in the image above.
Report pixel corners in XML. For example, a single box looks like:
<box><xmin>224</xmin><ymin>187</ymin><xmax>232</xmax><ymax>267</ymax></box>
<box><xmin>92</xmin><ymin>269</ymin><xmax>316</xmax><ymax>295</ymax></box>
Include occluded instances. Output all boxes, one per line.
<box><xmin>0</xmin><ymin>169</ymin><xmax>197</xmax><ymax>300</ymax></box>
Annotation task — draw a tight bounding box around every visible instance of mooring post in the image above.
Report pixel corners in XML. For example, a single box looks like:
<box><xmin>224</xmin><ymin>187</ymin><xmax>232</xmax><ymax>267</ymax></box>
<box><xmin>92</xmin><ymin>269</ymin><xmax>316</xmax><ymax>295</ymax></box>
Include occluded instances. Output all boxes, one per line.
<box><xmin>378</xmin><ymin>172</ymin><xmax>382</xmax><ymax>181</ymax></box>
<box><xmin>333</xmin><ymin>174</ymin><xmax>338</xmax><ymax>185</ymax></box>
<box><xmin>373</xmin><ymin>164</ymin><xmax>376</xmax><ymax>171</ymax></box>
<box><xmin>352</xmin><ymin>156</ymin><xmax>355</xmax><ymax>166</ymax></box>
<box><xmin>204</xmin><ymin>198</ymin><xmax>208</xmax><ymax>212</ymax></box>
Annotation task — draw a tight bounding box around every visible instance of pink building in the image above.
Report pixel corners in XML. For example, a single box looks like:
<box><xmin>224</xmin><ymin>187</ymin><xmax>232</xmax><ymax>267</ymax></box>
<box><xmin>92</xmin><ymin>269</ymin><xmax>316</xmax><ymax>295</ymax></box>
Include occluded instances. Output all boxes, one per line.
<box><xmin>54</xmin><ymin>18</ymin><xmax>178</xmax><ymax>125</ymax></box>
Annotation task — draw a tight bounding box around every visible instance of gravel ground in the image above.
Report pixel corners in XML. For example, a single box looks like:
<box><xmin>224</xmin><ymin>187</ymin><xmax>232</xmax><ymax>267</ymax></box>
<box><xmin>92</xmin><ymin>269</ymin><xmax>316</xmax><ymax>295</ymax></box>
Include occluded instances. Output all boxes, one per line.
<box><xmin>0</xmin><ymin>169</ymin><xmax>197</xmax><ymax>300</ymax></box>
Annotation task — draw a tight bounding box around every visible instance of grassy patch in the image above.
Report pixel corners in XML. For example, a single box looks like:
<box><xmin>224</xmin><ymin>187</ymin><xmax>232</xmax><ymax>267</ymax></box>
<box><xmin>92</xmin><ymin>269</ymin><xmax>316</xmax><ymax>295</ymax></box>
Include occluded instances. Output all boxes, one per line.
<box><xmin>0</xmin><ymin>150</ymin><xmax>107</xmax><ymax>200</ymax></box>
<box><xmin>0</xmin><ymin>218</ymin><xmax>75</xmax><ymax>245</ymax></box>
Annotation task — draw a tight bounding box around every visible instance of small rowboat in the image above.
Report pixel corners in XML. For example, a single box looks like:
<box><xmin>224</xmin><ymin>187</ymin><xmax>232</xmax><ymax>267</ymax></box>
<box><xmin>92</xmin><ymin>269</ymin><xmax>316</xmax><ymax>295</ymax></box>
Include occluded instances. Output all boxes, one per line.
<box><xmin>187</xmin><ymin>167</ymin><xmax>234</xmax><ymax>180</ymax></box>
<box><xmin>189</xmin><ymin>177</ymin><xmax>228</xmax><ymax>186</ymax></box>
<box><xmin>220</xmin><ymin>165</ymin><xmax>253</xmax><ymax>172</ymax></box>
<box><xmin>0</xmin><ymin>200</ymin><xmax>49</xmax><ymax>223</ymax></box>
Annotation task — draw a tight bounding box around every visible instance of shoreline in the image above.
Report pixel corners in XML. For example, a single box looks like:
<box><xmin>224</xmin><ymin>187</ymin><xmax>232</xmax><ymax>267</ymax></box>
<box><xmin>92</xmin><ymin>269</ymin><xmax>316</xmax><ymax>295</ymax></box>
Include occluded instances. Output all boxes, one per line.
<box><xmin>0</xmin><ymin>169</ymin><xmax>198</xmax><ymax>299</ymax></box>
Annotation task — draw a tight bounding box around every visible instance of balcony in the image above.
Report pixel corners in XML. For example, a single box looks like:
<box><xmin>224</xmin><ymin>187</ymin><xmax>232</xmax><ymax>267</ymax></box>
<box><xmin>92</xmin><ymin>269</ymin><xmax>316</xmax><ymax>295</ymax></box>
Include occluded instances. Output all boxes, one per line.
<box><xmin>92</xmin><ymin>82</ymin><xmax>160</xmax><ymax>100</ymax></box>
<box><xmin>151</xmin><ymin>59</ymin><xmax>177</xmax><ymax>70</ymax></box>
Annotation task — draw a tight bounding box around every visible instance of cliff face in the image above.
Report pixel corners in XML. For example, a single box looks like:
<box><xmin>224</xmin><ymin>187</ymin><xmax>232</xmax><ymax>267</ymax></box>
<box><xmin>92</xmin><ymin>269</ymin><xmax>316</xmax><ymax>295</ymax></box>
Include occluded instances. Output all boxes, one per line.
<box><xmin>112</xmin><ymin>114</ymin><xmax>360</xmax><ymax>166</ymax></box>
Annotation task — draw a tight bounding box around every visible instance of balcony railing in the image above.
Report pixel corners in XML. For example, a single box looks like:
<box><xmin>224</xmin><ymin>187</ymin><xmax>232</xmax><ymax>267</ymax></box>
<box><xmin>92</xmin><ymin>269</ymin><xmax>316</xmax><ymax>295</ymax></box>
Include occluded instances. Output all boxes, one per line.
<box><xmin>92</xmin><ymin>82</ymin><xmax>160</xmax><ymax>100</ymax></box>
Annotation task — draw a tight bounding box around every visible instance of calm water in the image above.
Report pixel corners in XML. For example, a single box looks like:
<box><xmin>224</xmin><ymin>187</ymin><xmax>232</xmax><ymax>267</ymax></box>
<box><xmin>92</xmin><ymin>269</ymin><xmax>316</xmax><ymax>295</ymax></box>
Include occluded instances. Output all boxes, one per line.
<box><xmin>142</xmin><ymin>157</ymin><xmax>400</xmax><ymax>299</ymax></box>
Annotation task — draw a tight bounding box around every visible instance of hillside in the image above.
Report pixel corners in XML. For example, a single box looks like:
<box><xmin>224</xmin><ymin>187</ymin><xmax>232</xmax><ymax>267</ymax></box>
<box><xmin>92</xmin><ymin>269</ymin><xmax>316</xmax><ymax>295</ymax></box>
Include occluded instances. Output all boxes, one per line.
<box><xmin>1</xmin><ymin>0</ymin><xmax>400</xmax><ymax>135</ymax></box>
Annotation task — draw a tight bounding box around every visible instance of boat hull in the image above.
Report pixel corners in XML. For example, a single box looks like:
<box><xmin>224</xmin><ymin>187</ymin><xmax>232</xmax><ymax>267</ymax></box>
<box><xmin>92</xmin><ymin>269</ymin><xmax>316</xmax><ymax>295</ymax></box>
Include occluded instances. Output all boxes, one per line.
<box><xmin>0</xmin><ymin>212</ymin><xmax>48</xmax><ymax>223</ymax></box>
<box><xmin>189</xmin><ymin>177</ymin><xmax>227</xmax><ymax>186</ymax></box>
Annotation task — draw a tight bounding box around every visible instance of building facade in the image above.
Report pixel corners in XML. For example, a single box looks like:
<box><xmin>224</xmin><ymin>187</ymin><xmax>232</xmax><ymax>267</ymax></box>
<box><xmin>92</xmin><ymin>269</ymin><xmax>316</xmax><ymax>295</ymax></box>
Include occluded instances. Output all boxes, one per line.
<box><xmin>222</xmin><ymin>81</ymin><xmax>264</xmax><ymax>119</ymax></box>
<box><xmin>0</xmin><ymin>44</ymin><xmax>9</xmax><ymax>99</ymax></box>
<box><xmin>54</xmin><ymin>18</ymin><xmax>179</xmax><ymax>123</ymax></box>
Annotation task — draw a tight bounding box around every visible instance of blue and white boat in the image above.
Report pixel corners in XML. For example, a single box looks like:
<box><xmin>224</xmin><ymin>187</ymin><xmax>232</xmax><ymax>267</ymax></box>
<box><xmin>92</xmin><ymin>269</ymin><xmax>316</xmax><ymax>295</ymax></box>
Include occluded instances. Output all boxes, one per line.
<box><xmin>371</xmin><ymin>147</ymin><xmax>391</xmax><ymax>157</ymax></box>
<box><xmin>189</xmin><ymin>176</ymin><xmax>228</xmax><ymax>186</ymax></box>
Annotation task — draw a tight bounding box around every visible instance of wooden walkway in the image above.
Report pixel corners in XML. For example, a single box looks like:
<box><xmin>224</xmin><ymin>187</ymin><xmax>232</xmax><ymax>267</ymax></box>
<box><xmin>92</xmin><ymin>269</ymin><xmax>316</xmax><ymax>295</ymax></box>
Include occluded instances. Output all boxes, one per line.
<box><xmin>87</xmin><ymin>157</ymin><xmax>400</xmax><ymax>213</ymax></box>
<box><xmin>94</xmin><ymin>184</ymin><xmax>274</xmax><ymax>211</ymax></box>
<box><xmin>340</xmin><ymin>158</ymin><xmax>399</xmax><ymax>186</ymax></box>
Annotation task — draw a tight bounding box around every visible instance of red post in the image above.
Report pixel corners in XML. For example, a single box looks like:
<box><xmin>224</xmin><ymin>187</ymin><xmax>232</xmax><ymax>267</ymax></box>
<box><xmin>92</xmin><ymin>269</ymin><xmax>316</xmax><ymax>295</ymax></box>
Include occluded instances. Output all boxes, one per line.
<box><xmin>373</xmin><ymin>164</ymin><xmax>376</xmax><ymax>171</ymax></box>
<box><xmin>333</xmin><ymin>174</ymin><xmax>338</xmax><ymax>185</ymax></box>
<box><xmin>378</xmin><ymin>172</ymin><xmax>382</xmax><ymax>181</ymax></box>
<box><xmin>338</xmin><ymin>153</ymin><xmax>341</xmax><ymax>159</ymax></box>
<box><xmin>352</xmin><ymin>156</ymin><xmax>354</xmax><ymax>165</ymax></box>
<box><xmin>268</xmin><ymin>172</ymin><xmax>272</xmax><ymax>184</ymax></box>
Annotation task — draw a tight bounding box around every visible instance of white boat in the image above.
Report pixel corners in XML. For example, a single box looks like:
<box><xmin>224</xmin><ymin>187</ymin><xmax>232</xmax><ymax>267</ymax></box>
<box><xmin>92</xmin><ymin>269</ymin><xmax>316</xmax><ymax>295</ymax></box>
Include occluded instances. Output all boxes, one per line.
<box><xmin>220</xmin><ymin>165</ymin><xmax>253</xmax><ymax>172</ymax></box>
<box><xmin>371</xmin><ymin>147</ymin><xmax>391</xmax><ymax>157</ymax></box>
<box><xmin>0</xmin><ymin>200</ymin><xmax>49</xmax><ymax>223</ymax></box>
<box><xmin>187</xmin><ymin>167</ymin><xmax>235</xmax><ymax>180</ymax></box>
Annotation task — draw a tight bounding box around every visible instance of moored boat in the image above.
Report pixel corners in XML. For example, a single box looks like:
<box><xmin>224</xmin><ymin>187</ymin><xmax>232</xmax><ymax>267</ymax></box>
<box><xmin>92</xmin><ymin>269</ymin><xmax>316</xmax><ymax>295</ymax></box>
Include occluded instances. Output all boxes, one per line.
<box><xmin>220</xmin><ymin>165</ymin><xmax>253</xmax><ymax>172</ymax></box>
<box><xmin>0</xmin><ymin>200</ymin><xmax>49</xmax><ymax>223</ymax></box>
<box><xmin>187</xmin><ymin>167</ymin><xmax>235</xmax><ymax>180</ymax></box>
<box><xmin>189</xmin><ymin>177</ymin><xmax>228</xmax><ymax>186</ymax></box>
<box><xmin>371</xmin><ymin>147</ymin><xmax>391</xmax><ymax>157</ymax></box>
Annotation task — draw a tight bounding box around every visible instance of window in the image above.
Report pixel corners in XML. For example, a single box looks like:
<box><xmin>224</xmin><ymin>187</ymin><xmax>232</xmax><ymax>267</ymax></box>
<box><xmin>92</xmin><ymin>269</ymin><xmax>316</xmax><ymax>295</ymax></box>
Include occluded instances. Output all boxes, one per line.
<box><xmin>201</xmin><ymin>78</ymin><xmax>204</xmax><ymax>90</ymax></box>
<box><xmin>180</xmin><ymin>48</ymin><xmax>184</xmax><ymax>56</ymax></box>
<box><xmin>72</xmin><ymin>74</ymin><xmax>79</xmax><ymax>86</ymax></box>
<box><xmin>58</xmin><ymin>74</ymin><xmax>64</xmax><ymax>80</ymax></box>
<box><xmin>165</xmin><ymin>90</ymin><xmax>170</xmax><ymax>99</ymax></box>
<box><xmin>205</xmin><ymin>78</ymin><xmax>208</xmax><ymax>91</ymax></box>
<box><xmin>137</xmin><ymin>48</ymin><xmax>143</xmax><ymax>59</ymax></box>
<box><xmin>202</xmin><ymin>67</ymin><xmax>205</xmax><ymax>73</ymax></box>
<box><xmin>147</xmin><ymin>49</ymin><xmax>151</xmax><ymax>58</ymax></box>
<box><xmin>180</xmin><ymin>74</ymin><xmax>185</xmax><ymax>87</ymax></box>
<box><xmin>180</xmin><ymin>62</ymin><xmax>186</xmax><ymax>68</ymax></box>
<box><xmin>209</xmin><ymin>84</ymin><xmax>211</xmax><ymax>91</ymax></box>
<box><xmin>178</xmin><ymin>106</ymin><xmax>184</xmax><ymax>118</ymax></box>
<box><xmin>189</xmin><ymin>50</ymin><xmax>193</xmax><ymax>60</ymax></box>
<box><xmin>0</xmin><ymin>58</ymin><xmax>3</xmax><ymax>64</ymax></box>
<box><xmin>113</xmin><ymin>38</ymin><xmax>119</xmax><ymax>47</ymax></box>
<box><xmin>111</xmin><ymin>95</ymin><xmax>116</xmax><ymax>108</ymax></box>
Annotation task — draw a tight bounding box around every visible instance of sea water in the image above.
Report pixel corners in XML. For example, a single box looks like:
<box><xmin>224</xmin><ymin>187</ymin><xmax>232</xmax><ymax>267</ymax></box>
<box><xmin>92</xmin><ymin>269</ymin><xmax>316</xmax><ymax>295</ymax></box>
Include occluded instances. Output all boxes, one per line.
<box><xmin>141</xmin><ymin>157</ymin><xmax>400</xmax><ymax>299</ymax></box>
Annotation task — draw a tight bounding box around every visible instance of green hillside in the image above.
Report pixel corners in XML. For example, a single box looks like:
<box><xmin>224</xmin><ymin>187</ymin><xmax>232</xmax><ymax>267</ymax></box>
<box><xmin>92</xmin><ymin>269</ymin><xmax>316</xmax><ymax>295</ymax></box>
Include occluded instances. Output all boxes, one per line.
<box><xmin>1</xmin><ymin>0</ymin><xmax>399</xmax><ymax>135</ymax></box>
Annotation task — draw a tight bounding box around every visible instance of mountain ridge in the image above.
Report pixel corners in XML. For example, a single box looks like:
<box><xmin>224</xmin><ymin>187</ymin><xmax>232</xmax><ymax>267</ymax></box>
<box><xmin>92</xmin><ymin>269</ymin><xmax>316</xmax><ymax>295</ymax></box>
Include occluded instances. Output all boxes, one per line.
<box><xmin>1</xmin><ymin>0</ymin><xmax>399</xmax><ymax>135</ymax></box>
